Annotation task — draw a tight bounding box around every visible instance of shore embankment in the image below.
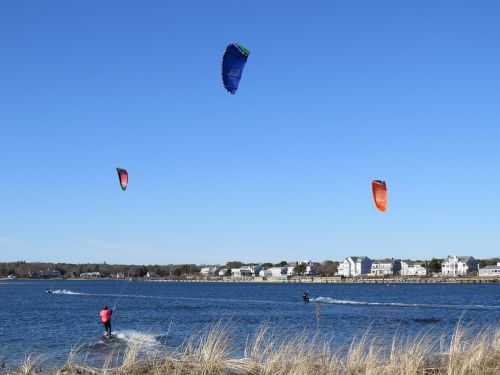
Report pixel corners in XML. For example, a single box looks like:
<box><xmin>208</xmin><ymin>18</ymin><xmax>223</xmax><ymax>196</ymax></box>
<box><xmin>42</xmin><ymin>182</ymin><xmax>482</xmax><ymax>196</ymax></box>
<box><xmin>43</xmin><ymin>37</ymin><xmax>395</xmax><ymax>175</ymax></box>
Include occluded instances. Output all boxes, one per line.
<box><xmin>142</xmin><ymin>275</ymin><xmax>500</xmax><ymax>284</ymax></box>
<box><xmin>3</xmin><ymin>275</ymin><xmax>499</xmax><ymax>284</ymax></box>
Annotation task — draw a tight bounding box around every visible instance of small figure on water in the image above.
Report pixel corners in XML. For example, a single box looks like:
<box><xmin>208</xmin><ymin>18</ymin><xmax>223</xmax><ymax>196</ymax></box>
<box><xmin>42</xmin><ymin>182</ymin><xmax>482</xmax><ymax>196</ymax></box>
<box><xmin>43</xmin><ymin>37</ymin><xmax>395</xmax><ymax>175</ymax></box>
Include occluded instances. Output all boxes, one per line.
<box><xmin>302</xmin><ymin>291</ymin><xmax>310</xmax><ymax>303</ymax></box>
<box><xmin>100</xmin><ymin>305</ymin><xmax>115</xmax><ymax>338</ymax></box>
<box><xmin>46</xmin><ymin>289</ymin><xmax>52</xmax><ymax>294</ymax></box>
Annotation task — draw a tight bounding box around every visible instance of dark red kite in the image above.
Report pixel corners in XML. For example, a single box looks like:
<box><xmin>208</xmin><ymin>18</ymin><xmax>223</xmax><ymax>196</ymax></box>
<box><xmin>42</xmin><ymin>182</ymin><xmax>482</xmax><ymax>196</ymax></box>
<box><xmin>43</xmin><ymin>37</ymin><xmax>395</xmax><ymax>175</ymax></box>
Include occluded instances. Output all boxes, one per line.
<box><xmin>372</xmin><ymin>180</ymin><xmax>387</xmax><ymax>212</ymax></box>
<box><xmin>222</xmin><ymin>43</ymin><xmax>250</xmax><ymax>95</ymax></box>
<box><xmin>116</xmin><ymin>168</ymin><xmax>128</xmax><ymax>191</ymax></box>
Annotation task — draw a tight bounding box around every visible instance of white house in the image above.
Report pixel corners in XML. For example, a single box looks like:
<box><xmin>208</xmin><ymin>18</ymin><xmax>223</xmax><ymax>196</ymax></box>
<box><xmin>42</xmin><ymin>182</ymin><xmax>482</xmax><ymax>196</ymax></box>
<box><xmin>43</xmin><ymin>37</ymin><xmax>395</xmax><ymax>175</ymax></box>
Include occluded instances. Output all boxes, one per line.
<box><xmin>441</xmin><ymin>256</ymin><xmax>478</xmax><ymax>276</ymax></box>
<box><xmin>371</xmin><ymin>259</ymin><xmax>401</xmax><ymax>275</ymax></box>
<box><xmin>80</xmin><ymin>272</ymin><xmax>102</xmax><ymax>278</ymax></box>
<box><xmin>287</xmin><ymin>260</ymin><xmax>319</xmax><ymax>276</ymax></box>
<box><xmin>232</xmin><ymin>267</ymin><xmax>253</xmax><ymax>277</ymax></box>
<box><xmin>479</xmin><ymin>262</ymin><xmax>500</xmax><ymax>277</ymax></box>
<box><xmin>339</xmin><ymin>256</ymin><xmax>372</xmax><ymax>277</ymax></box>
<box><xmin>400</xmin><ymin>260</ymin><xmax>428</xmax><ymax>276</ymax></box>
<box><xmin>260</xmin><ymin>267</ymin><xmax>287</xmax><ymax>278</ymax></box>
<box><xmin>251</xmin><ymin>266</ymin><xmax>263</xmax><ymax>276</ymax></box>
<box><xmin>200</xmin><ymin>266</ymin><xmax>218</xmax><ymax>276</ymax></box>
<box><xmin>218</xmin><ymin>268</ymin><xmax>228</xmax><ymax>276</ymax></box>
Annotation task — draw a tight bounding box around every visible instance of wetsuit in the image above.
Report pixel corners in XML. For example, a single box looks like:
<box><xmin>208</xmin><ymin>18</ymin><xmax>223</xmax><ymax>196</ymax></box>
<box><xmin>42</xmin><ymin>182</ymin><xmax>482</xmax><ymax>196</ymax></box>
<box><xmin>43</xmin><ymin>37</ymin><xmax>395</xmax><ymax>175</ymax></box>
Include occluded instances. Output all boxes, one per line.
<box><xmin>100</xmin><ymin>308</ymin><xmax>113</xmax><ymax>338</ymax></box>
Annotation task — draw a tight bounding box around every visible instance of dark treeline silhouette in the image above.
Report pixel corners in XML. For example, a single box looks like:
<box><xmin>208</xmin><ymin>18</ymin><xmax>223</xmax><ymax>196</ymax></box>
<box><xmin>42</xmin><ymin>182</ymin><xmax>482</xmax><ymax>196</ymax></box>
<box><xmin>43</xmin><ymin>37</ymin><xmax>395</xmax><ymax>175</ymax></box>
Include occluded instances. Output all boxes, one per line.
<box><xmin>0</xmin><ymin>261</ymin><xmax>200</xmax><ymax>278</ymax></box>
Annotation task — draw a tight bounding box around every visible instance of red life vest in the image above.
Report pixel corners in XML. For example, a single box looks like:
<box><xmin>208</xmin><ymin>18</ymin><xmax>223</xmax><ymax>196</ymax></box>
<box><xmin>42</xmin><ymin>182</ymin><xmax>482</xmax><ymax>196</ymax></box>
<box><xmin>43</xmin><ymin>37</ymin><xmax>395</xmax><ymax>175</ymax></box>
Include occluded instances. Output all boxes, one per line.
<box><xmin>100</xmin><ymin>309</ymin><xmax>112</xmax><ymax>323</ymax></box>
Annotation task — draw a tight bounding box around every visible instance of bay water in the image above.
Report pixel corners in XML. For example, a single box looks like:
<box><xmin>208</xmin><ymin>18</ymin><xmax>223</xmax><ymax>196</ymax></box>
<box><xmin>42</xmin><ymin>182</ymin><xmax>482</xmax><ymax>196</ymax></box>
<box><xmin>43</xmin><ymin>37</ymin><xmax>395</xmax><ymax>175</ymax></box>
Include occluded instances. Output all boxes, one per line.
<box><xmin>0</xmin><ymin>280</ymin><xmax>499</xmax><ymax>369</ymax></box>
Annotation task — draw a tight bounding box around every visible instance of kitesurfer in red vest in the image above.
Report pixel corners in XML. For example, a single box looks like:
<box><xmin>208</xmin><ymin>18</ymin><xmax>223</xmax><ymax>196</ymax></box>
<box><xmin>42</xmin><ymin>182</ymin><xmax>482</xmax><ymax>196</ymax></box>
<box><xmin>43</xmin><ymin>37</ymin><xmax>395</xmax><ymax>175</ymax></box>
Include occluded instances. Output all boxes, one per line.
<box><xmin>100</xmin><ymin>306</ymin><xmax>114</xmax><ymax>338</ymax></box>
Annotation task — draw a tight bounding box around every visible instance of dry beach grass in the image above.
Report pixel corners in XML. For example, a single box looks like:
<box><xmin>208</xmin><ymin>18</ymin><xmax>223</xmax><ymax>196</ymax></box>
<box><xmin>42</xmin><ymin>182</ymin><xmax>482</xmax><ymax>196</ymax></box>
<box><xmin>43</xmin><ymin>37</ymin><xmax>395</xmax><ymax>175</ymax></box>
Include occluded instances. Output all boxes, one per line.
<box><xmin>9</xmin><ymin>323</ymin><xmax>500</xmax><ymax>375</ymax></box>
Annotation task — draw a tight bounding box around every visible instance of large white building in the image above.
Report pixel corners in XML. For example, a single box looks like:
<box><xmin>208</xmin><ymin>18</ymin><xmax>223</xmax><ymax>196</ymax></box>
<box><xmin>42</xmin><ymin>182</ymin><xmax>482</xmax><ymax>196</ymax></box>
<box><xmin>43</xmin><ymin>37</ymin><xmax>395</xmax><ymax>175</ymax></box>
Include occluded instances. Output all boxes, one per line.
<box><xmin>338</xmin><ymin>256</ymin><xmax>372</xmax><ymax>277</ymax></box>
<box><xmin>400</xmin><ymin>260</ymin><xmax>428</xmax><ymax>276</ymax></box>
<box><xmin>478</xmin><ymin>262</ymin><xmax>500</xmax><ymax>277</ymax></box>
<box><xmin>371</xmin><ymin>259</ymin><xmax>401</xmax><ymax>275</ymax></box>
<box><xmin>231</xmin><ymin>266</ymin><xmax>262</xmax><ymax>277</ymax></box>
<box><xmin>200</xmin><ymin>266</ymin><xmax>218</xmax><ymax>276</ymax></box>
<box><xmin>260</xmin><ymin>267</ymin><xmax>287</xmax><ymax>278</ymax></box>
<box><xmin>441</xmin><ymin>256</ymin><xmax>478</xmax><ymax>276</ymax></box>
<box><xmin>232</xmin><ymin>267</ymin><xmax>253</xmax><ymax>277</ymax></box>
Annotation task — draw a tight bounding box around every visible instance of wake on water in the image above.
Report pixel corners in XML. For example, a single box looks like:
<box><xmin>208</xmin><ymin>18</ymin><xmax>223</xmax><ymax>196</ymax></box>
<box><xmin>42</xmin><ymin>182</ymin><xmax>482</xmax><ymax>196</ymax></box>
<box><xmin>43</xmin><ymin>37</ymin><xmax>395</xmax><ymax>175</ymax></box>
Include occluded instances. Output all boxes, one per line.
<box><xmin>98</xmin><ymin>330</ymin><xmax>165</xmax><ymax>348</ymax></box>
<box><xmin>312</xmin><ymin>297</ymin><xmax>500</xmax><ymax>310</ymax></box>
<box><xmin>48</xmin><ymin>289</ymin><xmax>500</xmax><ymax>311</ymax></box>
<box><xmin>50</xmin><ymin>289</ymin><xmax>86</xmax><ymax>295</ymax></box>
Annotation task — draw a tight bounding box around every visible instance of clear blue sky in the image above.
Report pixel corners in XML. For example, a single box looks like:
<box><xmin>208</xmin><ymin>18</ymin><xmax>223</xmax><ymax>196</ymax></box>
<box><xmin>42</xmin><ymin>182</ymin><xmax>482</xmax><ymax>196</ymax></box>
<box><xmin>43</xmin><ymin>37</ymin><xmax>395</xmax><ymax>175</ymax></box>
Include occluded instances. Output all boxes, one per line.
<box><xmin>1</xmin><ymin>1</ymin><xmax>499</xmax><ymax>264</ymax></box>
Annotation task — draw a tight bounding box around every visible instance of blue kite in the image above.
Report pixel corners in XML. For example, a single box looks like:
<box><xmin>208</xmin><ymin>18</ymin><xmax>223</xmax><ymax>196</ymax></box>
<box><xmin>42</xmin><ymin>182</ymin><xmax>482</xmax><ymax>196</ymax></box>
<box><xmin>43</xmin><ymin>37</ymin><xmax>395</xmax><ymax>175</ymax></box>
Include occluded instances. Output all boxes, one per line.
<box><xmin>221</xmin><ymin>43</ymin><xmax>250</xmax><ymax>95</ymax></box>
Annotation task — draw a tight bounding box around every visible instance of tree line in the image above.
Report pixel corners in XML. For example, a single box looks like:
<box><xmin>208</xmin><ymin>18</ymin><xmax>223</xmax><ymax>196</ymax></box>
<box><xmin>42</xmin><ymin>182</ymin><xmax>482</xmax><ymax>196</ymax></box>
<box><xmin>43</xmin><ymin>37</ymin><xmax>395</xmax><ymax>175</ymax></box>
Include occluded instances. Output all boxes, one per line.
<box><xmin>0</xmin><ymin>260</ymin><xmax>340</xmax><ymax>278</ymax></box>
<box><xmin>0</xmin><ymin>261</ymin><xmax>201</xmax><ymax>278</ymax></box>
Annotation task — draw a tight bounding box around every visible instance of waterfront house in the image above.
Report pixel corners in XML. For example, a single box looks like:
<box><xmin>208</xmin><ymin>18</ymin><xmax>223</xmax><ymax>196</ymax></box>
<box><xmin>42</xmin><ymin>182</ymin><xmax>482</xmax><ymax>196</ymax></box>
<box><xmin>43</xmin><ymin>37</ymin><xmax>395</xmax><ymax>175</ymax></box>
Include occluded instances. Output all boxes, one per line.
<box><xmin>232</xmin><ymin>267</ymin><xmax>253</xmax><ymax>277</ymax></box>
<box><xmin>80</xmin><ymin>272</ymin><xmax>102</xmax><ymax>278</ymax></box>
<box><xmin>218</xmin><ymin>268</ymin><xmax>228</xmax><ymax>276</ymax></box>
<box><xmin>339</xmin><ymin>256</ymin><xmax>372</xmax><ymax>277</ymax></box>
<box><xmin>200</xmin><ymin>266</ymin><xmax>218</xmax><ymax>276</ymax></box>
<box><xmin>478</xmin><ymin>262</ymin><xmax>500</xmax><ymax>277</ymax></box>
<box><xmin>39</xmin><ymin>269</ymin><xmax>61</xmax><ymax>278</ymax></box>
<box><xmin>400</xmin><ymin>260</ymin><xmax>428</xmax><ymax>276</ymax></box>
<box><xmin>441</xmin><ymin>256</ymin><xmax>478</xmax><ymax>276</ymax></box>
<box><xmin>260</xmin><ymin>267</ymin><xmax>287</xmax><ymax>278</ymax></box>
<box><xmin>253</xmin><ymin>266</ymin><xmax>263</xmax><ymax>276</ymax></box>
<box><xmin>371</xmin><ymin>259</ymin><xmax>401</xmax><ymax>276</ymax></box>
<box><xmin>287</xmin><ymin>260</ymin><xmax>319</xmax><ymax>276</ymax></box>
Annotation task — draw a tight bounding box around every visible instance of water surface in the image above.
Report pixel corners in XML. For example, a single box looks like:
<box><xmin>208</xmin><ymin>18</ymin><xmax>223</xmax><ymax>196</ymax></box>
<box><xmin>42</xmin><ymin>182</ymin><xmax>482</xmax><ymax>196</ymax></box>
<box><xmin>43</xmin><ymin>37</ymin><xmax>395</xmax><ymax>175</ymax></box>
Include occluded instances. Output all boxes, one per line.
<box><xmin>0</xmin><ymin>280</ymin><xmax>498</xmax><ymax>368</ymax></box>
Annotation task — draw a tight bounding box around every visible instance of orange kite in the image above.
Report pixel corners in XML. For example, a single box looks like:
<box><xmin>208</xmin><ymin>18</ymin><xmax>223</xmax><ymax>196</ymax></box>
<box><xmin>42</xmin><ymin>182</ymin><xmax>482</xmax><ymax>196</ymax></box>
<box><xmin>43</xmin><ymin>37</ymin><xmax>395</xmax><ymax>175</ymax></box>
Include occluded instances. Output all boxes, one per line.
<box><xmin>372</xmin><ymin>180</ymin><xmax>387</xmax><ymax>212</ymax></box>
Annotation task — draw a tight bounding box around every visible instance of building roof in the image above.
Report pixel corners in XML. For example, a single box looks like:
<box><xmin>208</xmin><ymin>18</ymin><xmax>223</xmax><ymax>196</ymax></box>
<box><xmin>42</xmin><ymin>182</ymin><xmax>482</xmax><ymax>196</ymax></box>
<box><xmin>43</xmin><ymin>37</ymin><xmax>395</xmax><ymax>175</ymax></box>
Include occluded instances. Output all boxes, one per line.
<box><xmin>402</xmin><ymin>260</ymin><xmax>425</xmax><ymax>266</ymax></box>
<box><xmin>372</xmin><ymin>258</ymin><xmax>399</xmax><ymax>264</ymax></box>
<box><xmin>347</xmin><ymin>256</ymin><xmax>369</xmax><ymax>262</ymax></box>
<box><xmin>480</xmin><ymin>265</ymin><xmax>500</xmax><ymax>270</ymax></box>
<box><xmin>445</xmin><ymin>256</ymin><xmax>474</xmax><ymax>263</ymax></box>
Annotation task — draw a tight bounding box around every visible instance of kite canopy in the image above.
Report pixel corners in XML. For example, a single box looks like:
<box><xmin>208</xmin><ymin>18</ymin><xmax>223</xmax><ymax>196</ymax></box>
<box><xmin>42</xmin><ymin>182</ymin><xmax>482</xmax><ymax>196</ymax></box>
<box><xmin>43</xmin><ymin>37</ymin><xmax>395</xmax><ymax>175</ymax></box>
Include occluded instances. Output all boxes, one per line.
<box><xmin>116</xmin><ymin>168</ymin><xmax>128</xmax><ymax>191</ymax></box>
<box><xmin>222</xmin><ymin>43</ymin><xmax>250</xmax><ymax>95</ymax></box>
<box><xmin>372</xmin><ymin>180</ymin><xmax>387</xmax><ymax>212</ymax></box>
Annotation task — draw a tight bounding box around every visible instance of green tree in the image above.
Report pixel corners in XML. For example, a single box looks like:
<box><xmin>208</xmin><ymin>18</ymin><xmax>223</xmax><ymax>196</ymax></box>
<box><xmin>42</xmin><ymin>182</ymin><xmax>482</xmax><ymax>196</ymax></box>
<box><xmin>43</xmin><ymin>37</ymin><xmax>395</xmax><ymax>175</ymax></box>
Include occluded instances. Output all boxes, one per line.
<box><xmin>277</xmin><ymin>261</ymin><xmax>288</xmax><ymax>267</ymax></box>
<box><xmin>428</xmin><ymin>258</ymin><xmax>442</xmax><ymax>273</ymax></box>
<box><xmin>226</xmin><ymin>261</ymin><xmax>243</xmax><ymax>269</ymax></box>
<box><xmin>317</xmin><ymin>260</ymin><xmax>338</xmax><ymax>276</ymax></box>
<box><xmin>293</xmin><ymin>264</ymin><xmax>307</xmax><ymax>275</ymax></box>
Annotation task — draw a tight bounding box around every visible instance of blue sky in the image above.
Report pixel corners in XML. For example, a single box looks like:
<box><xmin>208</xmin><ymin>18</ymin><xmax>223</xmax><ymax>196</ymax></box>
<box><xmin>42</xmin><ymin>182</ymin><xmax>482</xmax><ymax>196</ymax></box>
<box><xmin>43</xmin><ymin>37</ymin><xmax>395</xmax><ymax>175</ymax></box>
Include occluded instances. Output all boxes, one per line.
<box><xmin>1</xmin><ymin>1</ymin><xmax>499</xmax><ymax>264</ymax></box>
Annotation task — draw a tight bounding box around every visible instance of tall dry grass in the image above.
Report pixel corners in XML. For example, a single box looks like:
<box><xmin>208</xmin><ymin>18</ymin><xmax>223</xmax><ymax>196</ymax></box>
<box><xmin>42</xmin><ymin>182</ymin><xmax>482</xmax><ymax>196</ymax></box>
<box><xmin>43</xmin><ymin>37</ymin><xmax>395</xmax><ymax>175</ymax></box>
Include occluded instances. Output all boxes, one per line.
<box><xmin>8</xmin><ymin>323</ymin><xmax>500</xmax><ymax>375</ymax></box>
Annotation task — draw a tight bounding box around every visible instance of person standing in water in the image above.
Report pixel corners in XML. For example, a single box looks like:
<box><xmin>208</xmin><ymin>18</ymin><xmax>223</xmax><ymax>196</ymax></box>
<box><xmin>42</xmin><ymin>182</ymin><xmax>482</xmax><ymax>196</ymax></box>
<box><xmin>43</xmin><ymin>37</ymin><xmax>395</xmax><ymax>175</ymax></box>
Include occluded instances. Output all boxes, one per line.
<box><xmin>302</xmin><ymin>291</ymin><xmax>310</xmax><ymax>303</ymax></box>
<box><xmin>100</xmin><ymin>306</ymin><xmax>115</xmax><ymax>338</ymax></box>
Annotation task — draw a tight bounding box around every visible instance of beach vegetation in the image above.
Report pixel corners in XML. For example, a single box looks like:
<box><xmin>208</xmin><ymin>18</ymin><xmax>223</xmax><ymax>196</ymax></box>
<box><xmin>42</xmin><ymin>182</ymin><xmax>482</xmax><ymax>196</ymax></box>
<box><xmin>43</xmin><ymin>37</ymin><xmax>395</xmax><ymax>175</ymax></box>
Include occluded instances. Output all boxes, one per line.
<box><xmin>7</xmin><ymin>323</ymin><xmax>499</xmax><ymax>375</ymax></box>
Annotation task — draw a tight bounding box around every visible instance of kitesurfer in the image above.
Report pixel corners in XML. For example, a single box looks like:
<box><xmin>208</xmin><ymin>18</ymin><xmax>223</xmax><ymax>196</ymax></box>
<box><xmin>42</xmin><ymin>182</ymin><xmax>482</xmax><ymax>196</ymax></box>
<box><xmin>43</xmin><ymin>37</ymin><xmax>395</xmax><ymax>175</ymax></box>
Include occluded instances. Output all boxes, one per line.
<box><xmin>302</xmin><ymin>291</ymin><xmax>310</xmax><ymax>303</ymax></box>
<box><xmin>46</xmin><ymin>289</ymin><xmax>52</xmax><ymax>294</ymax></box>
<box><xmin>100</xmin><ymin>306</ymin><xmax>115</xmax><ymax>338</ymax></box>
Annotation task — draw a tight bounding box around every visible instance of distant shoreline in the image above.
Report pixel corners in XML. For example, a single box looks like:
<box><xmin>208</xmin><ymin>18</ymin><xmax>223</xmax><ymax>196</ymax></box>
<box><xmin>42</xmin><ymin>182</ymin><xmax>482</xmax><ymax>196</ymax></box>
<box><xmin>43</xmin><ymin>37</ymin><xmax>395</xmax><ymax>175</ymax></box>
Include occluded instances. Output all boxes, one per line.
<box><xmin>3</xmin><ymin>276</ymin><xmax>499</xmax><ymax>284</ymax></box>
